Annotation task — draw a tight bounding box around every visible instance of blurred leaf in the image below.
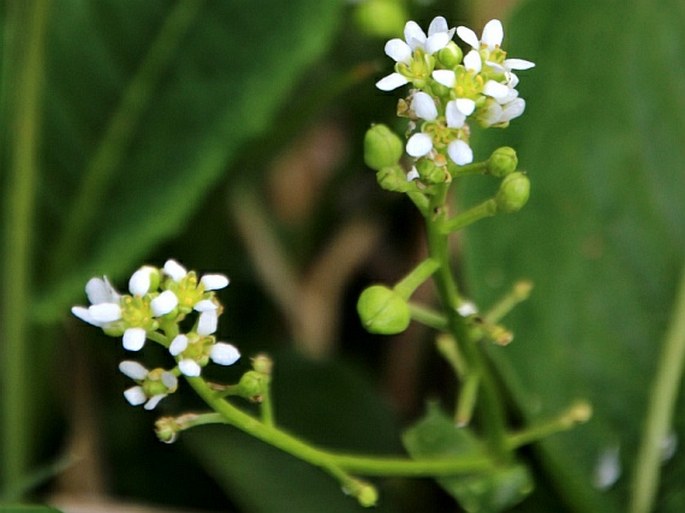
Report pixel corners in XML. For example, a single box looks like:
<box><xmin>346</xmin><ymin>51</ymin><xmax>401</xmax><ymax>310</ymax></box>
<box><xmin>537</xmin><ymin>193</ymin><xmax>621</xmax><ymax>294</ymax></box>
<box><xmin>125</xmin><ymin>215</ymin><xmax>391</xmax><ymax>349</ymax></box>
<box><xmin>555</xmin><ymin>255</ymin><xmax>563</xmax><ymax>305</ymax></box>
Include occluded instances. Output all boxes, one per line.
<box><xmin>461</xmin><ymin>1</ymin><xmax>685</xmax><ymax>512</ymax></box>
<box><xmin>0</xmin><ymin>507</ymin><xmax>62</xmax><ymax>513</ymax></box>
<box><xmin>31</xmin><ymin>0</ymin><xmax>343</xmax><ymax>321</ymax></box>
<box><xmin>403</xmin><ymin>405</ymin><xmax>533</xmax><ymax>513</ymax></box>
<box><xmin>183</xmin><ymin>350</ymin><xmax>403</xmax><ymax>513</ymax></box>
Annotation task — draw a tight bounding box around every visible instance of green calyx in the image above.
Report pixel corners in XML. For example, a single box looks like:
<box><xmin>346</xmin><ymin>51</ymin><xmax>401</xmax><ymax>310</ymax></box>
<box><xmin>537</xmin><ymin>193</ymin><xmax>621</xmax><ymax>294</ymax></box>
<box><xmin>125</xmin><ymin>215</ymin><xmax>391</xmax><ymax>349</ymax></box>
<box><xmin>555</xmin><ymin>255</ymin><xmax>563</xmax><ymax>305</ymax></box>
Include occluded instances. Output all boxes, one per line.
<box><xmin>357</xmin><ymin>285</ymin><xmax>411</xmax><ymax>335</ymax></box>
<box><xmin>364</xmin><ymin>124</ymin><xmax>403</xmax><ymax>171</ymax></box>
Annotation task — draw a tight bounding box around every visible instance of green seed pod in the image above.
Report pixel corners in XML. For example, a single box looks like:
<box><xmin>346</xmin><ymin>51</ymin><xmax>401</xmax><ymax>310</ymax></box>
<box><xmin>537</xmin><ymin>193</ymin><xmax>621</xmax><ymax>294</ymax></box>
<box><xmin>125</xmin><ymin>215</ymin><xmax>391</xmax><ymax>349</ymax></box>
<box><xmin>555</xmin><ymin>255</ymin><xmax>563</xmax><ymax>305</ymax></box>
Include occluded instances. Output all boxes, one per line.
<box><xmin>376</xmin><ymin>165</ymin><xmax>410</xmax><ymax>192</ymax></box>
<box><xmin>488</xmin><ymin>146</ymin><xmax>518</xmax><ymax>177</ymax></box>
<box><xmin>357</xmin><ymin>285</ymin><xmax>411</xmax><ymax>335</ymax></box>
<box><xmin>437</xmin><ymin>41</ymin><xmax>463</xmax><ymax>68</ymax></box>
<box><xmin>496</xmin><ymin>172</ymin><xmax>530</xmax><ymax>213</ymax></box>
<box><xmin>353</xmin><ymin>0</ymin><xmax>407</xmax><ymax>38</ymax></box>
<box><xmin>364</xmin><ymin>124</ymin><xmax>404</xmax><ymax>171</ymax></box>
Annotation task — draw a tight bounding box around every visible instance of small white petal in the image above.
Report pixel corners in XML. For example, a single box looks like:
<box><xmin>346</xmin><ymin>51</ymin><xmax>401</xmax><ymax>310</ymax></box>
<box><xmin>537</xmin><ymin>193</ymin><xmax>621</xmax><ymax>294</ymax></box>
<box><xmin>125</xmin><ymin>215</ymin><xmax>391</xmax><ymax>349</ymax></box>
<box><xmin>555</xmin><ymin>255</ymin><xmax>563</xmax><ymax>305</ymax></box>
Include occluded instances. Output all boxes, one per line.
<box><xmin>427</xmin><ymin>16</ymin><xmax>448</xmax><ymax>36</ymax></box>
<box><xmin>169</xmin><ymin>334</ymin><xmax>189</xmax><ymax>356</ymax></box>
<box><xmin>507</xmin><ymin>72</ymin><xmax>520</xmax><ymax>88</ymax></box>
<box><xmin>89</xmin><ymin>303</ymin><xmax>122</xmax><ymax>323</ymax></box>
<box><xmin>151</xmin><ymin>290</ymin><xmax>178</xmax><ymax>316</ymax></box>
<box><xmin>384</xmin><ymin>38</ymin><xmax>412</xmax><ymax>63</ymax></box>
<box><xmin>197</xmin><ymin>310</ymin><xmax>218</xmax><ymax>336</ymax></box>
<box><xmin>412</xmin><ymin>92</ymin><xmax>438</xmax><ymax>121</ymax></box>
<box><xmin>456</xmin><ymin>26</ymin><xmax>479</xmax><ymax>49</ymax></box>
<box><xmin>210</xmin><ymin>343</ymin><xmax>241</xmax><ymax>366</ymax></box>
<box><xmin>425</xmin><ymin>32</ymin><xmax>450</xmax><ymax>55</ymax></box>
<box><xmin>480</xmin><ymin>102</ymin><xmax>503</xmax><ymax>126</ymax></box>
<box><xmin>194</xmin><ymin>299</ymin><xmax>218</xmax><ymax>312</ymax></box>
<box><xmin>123</xmin><ymin>328</ymin><xmax>146</xmax><ymax>351</ymax></box>
<box><xmin>179</xmin><ymin>359</ymin><xmax>202</xmax><ymax>377</ymax></box>
<box><xmin>404</xmin><ymin>20</ymin><xmax>426</xmax><ymax>50</ymax></box>
<box><xmin>123</xmin><ymin>386</ymin><xmax>147</xmax><ymax>406</ymax></box>
<box><xmin>144</xmin><ymin>394</ymin><xmax>166</xmax><ymax>410</ymax></box>
<box><xmin>501</xmin><ymin>98</ymin><xmax>526</xmax><ymax>122</ymax></box>
<box><xmin>485</xmin><ymin>60</ymin><xmax>506</xmax><ymax>73</ymax></box>
<box><xmin>163</xmin><ymin>259</ymin><xmax>187</xmax><ymax>282</ymax></box>
<box><xmin>406</xmin><ymin>133</ymin><xmax>433</xmax><ymax>158</ymax></box>
<box><xmin>201</xmin><ymin>274</ymin><xmax>229</xmax><ymax>291</ymax></box>
<box><xmin>482</xmin><ymin>19</ymin><xmax>504</xmax><ymax>48</ymax></box>
<box><xmin>448</xmin><ymin>140</ymin><xmax>473</xmax><ymax>165</ymax></box>
<box><xmin>71</xmin><ymin>306</ymin><xmax>101</xmax><ymax>327</ymax></box>
<box><xmin>161</xmin><ymin>372</ymin><xmax>178</xmax><ymax>390</ymax></box>
<box><xmin>445</xmin><ymin>101</ymin><xmax>466</xmax><ymax>128</ymax></box>
<box><xmin>483</xmin><ymin>80</ymin><xmax>511</xmax><ymax>99</ymax></box>
<box><xmin>128</xmin><ymin>267</ymin><xmax>153</xmax><ymax>296</ymax></box>
<box><xmin>432</xmin><ymin>69</ymin><xmax>456</xmax><ymax>88</ymax></box>
<box><xmin>119</xmin><ymin>360</ymin><xmax>149</xmax><ymax>380</ymax></box>
<box><xmin>457</xmin><ymin>302</ymin><xmax>478</xmax><ymax>316</ymax></box>
<box><xmin>85</xmin><ymin>277</ymin><xmax>119</xmax><ymax>305</ymax></box>
<box><xmin>505</xmin><ymin>58</ymin><xmax>535</xmax><ymax>70</ymax></box>
<box><xmin>376</xmin><ymin>73</ymin><xmax>409</xmax><ymax>91</ymax></box>
<box><xmin>406</xmin><ymin>168</ymin><xmax>420</xmax><ymax>181</ymax></box>
<box><xmin>455</xmin><ymin>98</ymin><xmax>476</xmax><ymax>116</ymax></box>
<box><xmin>463</xmin><ymin>50</ymin><xmax>482</xmax><ymax>72</ymax></box>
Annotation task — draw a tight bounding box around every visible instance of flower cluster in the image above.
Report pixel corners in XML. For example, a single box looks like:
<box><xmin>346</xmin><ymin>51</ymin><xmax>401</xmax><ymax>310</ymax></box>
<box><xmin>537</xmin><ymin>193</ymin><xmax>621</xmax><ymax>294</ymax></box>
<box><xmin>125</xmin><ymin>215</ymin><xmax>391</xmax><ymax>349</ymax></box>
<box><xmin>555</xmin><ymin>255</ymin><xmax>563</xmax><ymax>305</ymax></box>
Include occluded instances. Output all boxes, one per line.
<box><xmin>376</xmin><ymin>17</ymin><xmax>534</xmax><ymax>175</ymax></box>
<box><xmin>73</xmin><ymin>259</ymin><xmax>240</xmax><ymax>410</ymax></box>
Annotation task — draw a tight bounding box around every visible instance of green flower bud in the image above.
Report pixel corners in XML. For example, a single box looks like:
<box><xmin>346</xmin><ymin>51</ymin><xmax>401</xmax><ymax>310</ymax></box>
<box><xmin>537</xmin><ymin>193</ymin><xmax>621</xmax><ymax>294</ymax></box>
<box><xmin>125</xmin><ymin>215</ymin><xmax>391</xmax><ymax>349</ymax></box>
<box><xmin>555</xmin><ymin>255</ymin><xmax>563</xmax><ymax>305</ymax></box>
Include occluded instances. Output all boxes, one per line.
<box><xmin>238</xmin><ymin>370</ymin><xmax>264</xmax><ymax>400</ymax></box>
<box><xmin>488</xmin><ymin>146</ymin><xmax>518</xmax><ymax>177</ymax></box>
<box><xmin>155</xmin><ymin>416</ymin><xmax>180</xmax><ymax>444</ymax></box>
<box><xmin>496</xmin><ymin>172</ymin><xmax>530</xmax><ymax>213</ymax></box>
<box><xmin>356</xmin><ymin>483</ymin><xmax>379</xmax><ymax>508</ymax></box>
<box><xmin>353</xmin><ymin>0</ymin><xmax>407</xmax><ymax>38</ymax></box>
<box><xmin>376</xmin><ymin>165</ymin><xmax>410</xmax><ymax>192</ymax></box>
<box><xmin>364</xmin><ymin>124</ymin><xmax>403</xmax><ymax>171</ymax></box>
<box><xmin>437</xmin><ymin>42</ymin><xmax>463</xmax><ymax>68</ymax></box>
<box><xmin>357</xmin><ymin>285</ymin><xmax>411</xmax><ymax>335</ymax></box>
<box><xmin>251</xmin><ymin>353</ymin><xmax>273</xmax><ymax>375</ymax></box>
<box><xmin>416</xmin><ymin>158</ymin><xmax>449</xmax><ymax>184</ymax></box>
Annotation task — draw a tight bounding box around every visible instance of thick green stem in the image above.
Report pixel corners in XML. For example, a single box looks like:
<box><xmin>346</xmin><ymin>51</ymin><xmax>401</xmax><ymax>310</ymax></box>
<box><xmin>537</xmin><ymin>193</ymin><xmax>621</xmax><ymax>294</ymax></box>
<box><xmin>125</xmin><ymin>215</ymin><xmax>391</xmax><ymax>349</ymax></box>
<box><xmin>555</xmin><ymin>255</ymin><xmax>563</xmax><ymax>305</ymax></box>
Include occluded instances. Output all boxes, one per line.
<box><xmin>409</xmin><ymin>302</ymin><xmax>448</xmax><ymax>330</ymax></box>
<box><xmin>186</xmin><ymin>377</ymin><xmax>494</xmax><ymax>477</ymax></box>
<box><xmin>0</xmin><ymin>0</ymin><xmax>50</xmax><ymax>498</ymax></box>
<box><xmin>630</xmin><ymin>268</ymin><xmax>685</xmax><ymax>513</ymax></box>
<box><xmin>50</xmin><ymin>0</ymin><xmax>204</xmax><ymax>276</ymax></box>
<box><xmin>394</xmin><ymin>258</ymin><xmax>439</xmax><ymax>299</ymax></box>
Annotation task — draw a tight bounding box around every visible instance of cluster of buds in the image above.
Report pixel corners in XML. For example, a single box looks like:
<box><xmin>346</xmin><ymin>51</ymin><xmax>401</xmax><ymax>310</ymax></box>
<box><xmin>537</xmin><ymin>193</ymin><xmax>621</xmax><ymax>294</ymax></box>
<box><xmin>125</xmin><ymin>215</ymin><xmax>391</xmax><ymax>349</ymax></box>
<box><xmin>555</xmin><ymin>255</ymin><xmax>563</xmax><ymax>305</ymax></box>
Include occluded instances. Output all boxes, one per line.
<box><xmin>373</xmin><ymin>17</ymin><xmax>534</xmax><ymax>182</ymax></box>
<box><xmin>72</xmin><ymin>259</ymin><xmax>241</xmax><ymax>410</ymax></box>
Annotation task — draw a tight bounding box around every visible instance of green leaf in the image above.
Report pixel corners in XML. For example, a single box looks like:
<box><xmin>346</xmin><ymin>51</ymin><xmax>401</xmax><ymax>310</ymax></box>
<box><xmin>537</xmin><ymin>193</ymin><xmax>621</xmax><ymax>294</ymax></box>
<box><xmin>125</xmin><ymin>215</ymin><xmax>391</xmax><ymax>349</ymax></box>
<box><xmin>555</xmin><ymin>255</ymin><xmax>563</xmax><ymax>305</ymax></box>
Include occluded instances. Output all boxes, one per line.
<box><xmin>183</xmin><ymin>350</ymin><xmax>403</xmax><ymax>513</ymax></box>
<box><xmin>402</xmin><ymin>405</ymin><xmax>533</xmax><ymax>513</ymax></box>
<box><xmin>30</xmin><ymin>0</ymin><xmax>343</xmax><ymax>321</ymax></box>
<box><xmin>0</xmin><ymin>507</ymin><xmax>63</xmax><ymax>513</ymax></box>
<box><xmin>461</xmin><ymin>1</ymin><xmax>685</xmax><ymax>511</ymax></box>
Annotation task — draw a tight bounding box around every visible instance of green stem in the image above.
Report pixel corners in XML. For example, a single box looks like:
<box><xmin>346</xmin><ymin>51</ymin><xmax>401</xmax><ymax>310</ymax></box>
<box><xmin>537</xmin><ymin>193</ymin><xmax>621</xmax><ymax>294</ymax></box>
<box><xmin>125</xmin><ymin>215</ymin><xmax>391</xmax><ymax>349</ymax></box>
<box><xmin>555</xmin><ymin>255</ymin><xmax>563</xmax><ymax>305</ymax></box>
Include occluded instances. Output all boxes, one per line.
<box><xmin>629</xmin><ymin>268</ymin><xmax>685</xmax><ymax>513</ymax></box>
<box><xmin>0</xmin><ymin>0</ymin><xmax>50</xmax><ymax>498</ymax></box>
<box><xmin>409</xmin><ymin>302</ymin><xmax>448</xmax><ymax>330</ymax></box>
<box><xmin>50</xmin><ymin>0</ymin><xmax>204</xmax><ymax>276</ymax></box>
<box><xmin>424</xmin><ymin>186</ymin><xmax>510</xmax><ymax>460</ymax></box>
<box><xmin>186</xmin><ymin>377</ymin><xmax>494</xmax><ymax>477</ymax></box>
<box><xmin>394</xmin><ymin>258</ymin><xmax>439</xmax><ymax>299</ymax></box>
<box><xmin>440</xmin><ymin>198</ymin><xmax>498</xmax><ymax>234</ymax></box>
<box><xmin>505</xmin><ymin>401</ymin><xmax>591</xmax><ymax>450</ymax></box>
<box><xmin>447</xmin><ymin>159</ymin><xmax>488</xmax><ymax>178</ymax></box>
<box><xmin>484</xmin><ymin>280</ymin><xmax>534</xmax><ymax>323</ymax></box>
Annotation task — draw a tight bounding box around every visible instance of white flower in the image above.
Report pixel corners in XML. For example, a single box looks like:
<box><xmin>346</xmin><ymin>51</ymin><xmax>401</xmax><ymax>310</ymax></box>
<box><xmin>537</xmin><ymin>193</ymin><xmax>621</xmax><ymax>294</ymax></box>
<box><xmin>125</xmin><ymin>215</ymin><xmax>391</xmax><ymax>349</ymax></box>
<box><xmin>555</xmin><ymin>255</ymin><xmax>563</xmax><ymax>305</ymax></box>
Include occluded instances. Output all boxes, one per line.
<box><xmin>412</xmin><ymin>91</ymin><xmax>438</xmax><ymax>121</ymax></box>
<box><xmin>72</xmin><ymin>277</ymin><xmax>122</xmax><ymax>327</ymax></box>
<box><xmin>479</xmin><ymin>97</ymin><xmax>526</xmax><ymax>127</ymax></box>
<box><xmin>194</xmin><ymin>299</ymin><xmax>218</xmax><ymax>312</ymax></box>
<box><xmin>119</xmin><ymin>361</ymin><xmax>177</xmax><ymax>410</ymax></box>
<box><xmin>376</xmin><ymin>16</ymin><xmax>455</xmax><ymax>91</ymax></box>
<box><xmin>210</xmin><ymin>342</ymin><xmax>241</xmax><ymax>366</ymax></box>
<box><xmin>122</xmin><ymin>327</ymin><xmax>147</xmax><ymax>351</ymax></box>
<box><xmin>178</xmin><ymin>359</ymin><xmax>202</xmax><ymax>377</ymax></box>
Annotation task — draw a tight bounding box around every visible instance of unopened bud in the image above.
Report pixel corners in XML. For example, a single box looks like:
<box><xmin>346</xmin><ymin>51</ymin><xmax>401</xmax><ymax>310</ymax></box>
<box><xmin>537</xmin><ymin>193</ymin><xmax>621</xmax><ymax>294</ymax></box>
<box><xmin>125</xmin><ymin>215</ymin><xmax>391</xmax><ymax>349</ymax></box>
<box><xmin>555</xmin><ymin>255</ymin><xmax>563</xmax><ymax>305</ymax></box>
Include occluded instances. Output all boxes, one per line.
<box><xmin>496</xmin><ymin>172</ymin><xmax>530</xmax><ymax>213</ymax></box>
<box><xmin>364</xmin><ymin>124</ymin><xmax>403</xmax><ymax>171</ymax></box>
<box><xmin>354</xmin><ymin>0</ymin><xmax>406</xmax><ymax>38</ymax></box>
<box><xmin>488</xmin><ymin>146</ymin><xmax>518</xmax><ymax>177</ymax></box>
<box><xmin>252</xmin><ymin>353</ymin><xmax>273</xmax><ymax>375</ymax></box>
<box><xmin>416</xmin><ymin>158</ymin><xmax>449</xmax><ymax>184</ymax></box>
<box><xmin>357</xmin><ymin>285</ymin><xmax>410</xmax><ymax>335</ymax></box>
<box><xmin>238</xmin><ymin>370</ymin><xmax>264</xmax><ymax>400</ymax></box>
<box><xmin>437</xmin><ymin>42</ymin><xmax>463</xmax><ymax>68</ymax></box>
